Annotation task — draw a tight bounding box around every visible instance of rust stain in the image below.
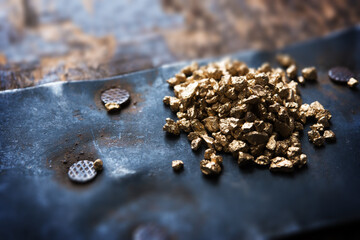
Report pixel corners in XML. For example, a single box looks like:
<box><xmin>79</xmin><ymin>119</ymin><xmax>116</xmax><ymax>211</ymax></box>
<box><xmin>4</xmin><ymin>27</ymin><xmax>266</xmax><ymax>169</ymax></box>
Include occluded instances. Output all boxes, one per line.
<box><xmin>45</xmin><ymin>129</ymin><xmax>104</xmax><ymax>189</ymax></box>
<box><xmin>46</xmin><ymin>122</ymin><xmax>145</xmax><ymax>189</ymax></box>
<box><xmin>0</xmin><ymin>54</ymin><xmax>6</xmax><ymax>65</ymax></box>
<box><xmin>47</xmin><ymin>142</ymin><xmax>99</xmax><ymax>189</ymax></box>
<box><xmin>2</xmin><ymin>1</ymin><xmax>360</xmax><ymax>90</ymax></box>
<box><xmin>38</xmin><ymin>21</ymin><xmax>117</xmax><ymax>81</ymax></box>
<box><xmin>0</xmin><ymin>20</ymin><xmax>117</xmax><ymax>90</ymax></box>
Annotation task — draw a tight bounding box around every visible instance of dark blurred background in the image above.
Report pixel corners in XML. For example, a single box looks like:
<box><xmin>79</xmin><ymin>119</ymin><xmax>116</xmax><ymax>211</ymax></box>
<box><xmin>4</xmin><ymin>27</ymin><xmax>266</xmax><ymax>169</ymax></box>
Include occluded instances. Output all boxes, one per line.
<box><xmin>0</xmin><ymin>0</ymin><xmax>360</xmax><ymax>90</ymax></box>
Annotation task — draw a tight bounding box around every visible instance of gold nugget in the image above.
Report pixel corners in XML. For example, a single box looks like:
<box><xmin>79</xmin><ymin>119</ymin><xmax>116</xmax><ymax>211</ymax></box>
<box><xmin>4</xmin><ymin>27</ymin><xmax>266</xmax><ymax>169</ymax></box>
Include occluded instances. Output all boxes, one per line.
<box><xmin>323</xmin><ymin>130</ymin><xmax>336</xmax><ymax>142</ymax></box>
<box><xmin>93</xmin><ymin>159</ymin><xmax>103</xmax><ymax>171</ymax></box>
<box><xmin>104</xmin><ymin>102</ymin><xmax>120</xmax><ymax>111</ymax></box>
<box><xmin>172</xmin><ymin>160</ymin><xmax>184</xmax><ymax>171</ymax></box>
<box><xmin>163</xmin><ymin>57</ymin><xmax>335</xmax><ymax>175</ymax></box>
<box><xmin>347</xmin><ymin>78</ymin><xmax>358</xmax><ymax>88</ymax></box>
<box><xmin>302</xmin><ymin>67</ymin><xmax>317</xmax><ymax>81</ymax></box>
<box><xmin>200</xmin><ymin>160</ymin><xmax>221</xmax><ymax>176</ymax></box>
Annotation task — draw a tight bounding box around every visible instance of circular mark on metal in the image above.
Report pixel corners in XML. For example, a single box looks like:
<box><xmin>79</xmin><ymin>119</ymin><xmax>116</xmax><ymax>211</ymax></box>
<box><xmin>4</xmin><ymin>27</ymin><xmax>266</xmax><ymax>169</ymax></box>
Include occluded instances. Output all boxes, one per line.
<box><xmin>101</xmin><ymin>88</ymin><xmax>130</xmax><ymax>105</ymax></box>
<box><xmin>68</xmin><ymin>160</ymin><xmax>97</xmax><ymax>183</ymax></box>
<box><xmin>328</xmin><ymin>67</ymin><xmax>354</xmax><ymax>84</ymax></box>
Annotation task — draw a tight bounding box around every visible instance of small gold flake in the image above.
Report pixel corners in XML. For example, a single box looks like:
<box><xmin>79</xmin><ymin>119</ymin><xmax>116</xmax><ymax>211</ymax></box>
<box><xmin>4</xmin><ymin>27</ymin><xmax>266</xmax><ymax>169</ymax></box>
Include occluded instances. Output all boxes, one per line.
<box><xmin>323</xmin><ymin>130</ymin><xmax>336</xmax><ymax>142</ymax></box>
<box><xmin>347</xmin><ymin>77</ymin><xmax>358</xmax><ymax>88</ymax></box>
<box><xmin>254</xmin><ymin>155</ymin><xmax>270</xmax><ymax>166</ymax></box>
<box><xmin>276</xmin><ymin>54</ymin><xmax>294</xmax><ymax>68</ymax></box>
<box><xmin>286</xmin><ymin>64</ymin><xmax>297</xmax><ymax>79</ymax></box>
<box><xmin>270</xmin><ymin>157</ymin><xmax>294</xmax><ymax>172</ymax></box>
<box><xmin>172</xmin><ymin>160</ymin><xmax>184</xmax><ymax>171</ymax></box>
<box><xmin>297</xmin><ymin>76</ymin><xmax>305</xmax><ymax>84</ymax></box>
<box><xmin>163</xmin><ymin>118</ymin><xmax>180</xmax><ymax>135</ymax></box>
<box><xmin>200</xmin><ymin>160</ymin><xmax>221</xmax><ymax>176</ymax></box>
<box><xmin>292</xmin><ymin>154</ymin><xmax>307</xmax><ymax>168</ymax></box>
<box><xmin>191</xmin><ymin>137</ymin><xmax>202</xmax><ymax>150</ymax></box>
<box><xmin>93</xmin><ymin>159</ymin><xmax>103</xmax><ymax>171</ymax></box>
<box><xmin>238</xmin><ymin>152</ymin><xmax>254</xmax><ymax>166</ymax></box>
<box><xmin>302</xmin><ymin>67</ymin><xmax>317</xmax><ymax>81</ymax></box>
<box><xmin>105</xmin><ymin>102</ymin><xmax>120</xmax><ymax>111</ymax></box>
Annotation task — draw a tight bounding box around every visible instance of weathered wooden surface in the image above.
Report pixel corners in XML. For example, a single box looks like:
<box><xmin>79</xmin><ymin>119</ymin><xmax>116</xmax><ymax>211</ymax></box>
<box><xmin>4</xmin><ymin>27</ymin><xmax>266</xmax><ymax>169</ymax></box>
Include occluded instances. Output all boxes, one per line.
<box><xmin>0</xmin><ymin>0</ymin><xmax>360</xmax><ymax>90</ymax></box>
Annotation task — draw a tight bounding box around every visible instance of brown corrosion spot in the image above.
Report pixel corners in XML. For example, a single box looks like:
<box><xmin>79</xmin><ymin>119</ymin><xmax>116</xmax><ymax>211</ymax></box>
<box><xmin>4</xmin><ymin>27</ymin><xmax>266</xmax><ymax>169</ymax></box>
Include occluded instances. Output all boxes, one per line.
<box><xmin>47</xmin><ymin>143</ymin><xmax>99</xmax><ymax>189</ymax></box>
<box><xmin>0</xmin><ymin>54</ymin><xmax>6</xmax><ymax>65</ymax></box>
<box><xmin>45</xmin><ymin>130</ymin><xmax>105</xmax><ymax>189</ymax></box>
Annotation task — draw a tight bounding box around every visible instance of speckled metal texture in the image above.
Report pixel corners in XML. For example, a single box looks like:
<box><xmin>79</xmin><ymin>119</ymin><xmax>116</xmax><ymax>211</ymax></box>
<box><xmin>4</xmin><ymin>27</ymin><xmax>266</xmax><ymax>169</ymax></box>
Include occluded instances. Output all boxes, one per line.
<box><xmin>68</xmin><ymin>160</ymin><xmax>97</xmax><ymax>183</ymax></box>
<box><xmin>0</xmin><ymin>27</ymin><xmax>360</xmax><ymax>240</ymax></box>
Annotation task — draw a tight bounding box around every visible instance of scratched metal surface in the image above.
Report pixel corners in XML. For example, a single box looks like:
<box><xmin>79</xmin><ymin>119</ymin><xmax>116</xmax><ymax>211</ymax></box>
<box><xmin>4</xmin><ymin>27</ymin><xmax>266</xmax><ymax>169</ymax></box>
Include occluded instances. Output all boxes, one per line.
<box><xmin>0</xmin><ymin>27</ymin><xmax>360</xmax><ymax>240</ymax></box>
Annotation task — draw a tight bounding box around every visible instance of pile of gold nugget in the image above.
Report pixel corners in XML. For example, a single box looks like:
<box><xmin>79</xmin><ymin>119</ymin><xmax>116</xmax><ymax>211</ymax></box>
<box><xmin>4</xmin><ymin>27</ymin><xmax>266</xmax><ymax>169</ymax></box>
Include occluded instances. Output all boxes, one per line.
<box><xmin>163</xmin><ymin>56</ymin><xmax>335</xmax><ymax>175</ymax></box>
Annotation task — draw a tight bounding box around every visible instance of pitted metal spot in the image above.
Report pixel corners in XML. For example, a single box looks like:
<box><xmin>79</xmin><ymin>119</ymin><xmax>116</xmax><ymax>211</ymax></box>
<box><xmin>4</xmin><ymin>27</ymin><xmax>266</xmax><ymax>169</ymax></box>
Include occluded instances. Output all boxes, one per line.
<box><xmin>101</xmin><ymin>88</ymin><xmax>130</xmax><ymax>105</ymax></box>
<box><xmin>68</xmin><ymin>160</ymin><xmax>97</xmax><ymax>183</ymax></box>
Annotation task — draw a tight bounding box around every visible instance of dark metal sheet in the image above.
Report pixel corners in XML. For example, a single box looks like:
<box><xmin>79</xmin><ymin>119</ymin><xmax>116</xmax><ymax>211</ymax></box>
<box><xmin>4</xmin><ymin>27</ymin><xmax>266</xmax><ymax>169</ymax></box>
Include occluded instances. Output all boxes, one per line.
<box><xmin>1</xmin><ymin>27</ymin><xmax>360</xmax><ymax>240</ymax></box>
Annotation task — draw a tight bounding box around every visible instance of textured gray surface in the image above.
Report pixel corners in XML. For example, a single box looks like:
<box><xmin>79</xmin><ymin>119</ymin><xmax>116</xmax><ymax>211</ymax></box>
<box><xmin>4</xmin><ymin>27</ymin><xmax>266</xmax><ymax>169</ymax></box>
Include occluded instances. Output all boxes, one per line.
<box><xmin>0</xmin><ymin>27</ymin><xmax>360</xmax><ymax>240</ymax></box>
